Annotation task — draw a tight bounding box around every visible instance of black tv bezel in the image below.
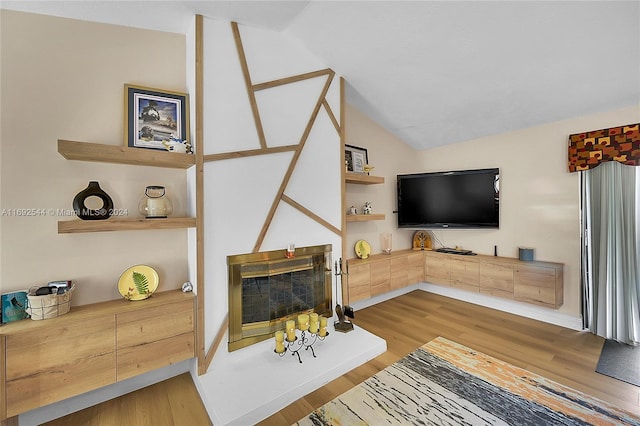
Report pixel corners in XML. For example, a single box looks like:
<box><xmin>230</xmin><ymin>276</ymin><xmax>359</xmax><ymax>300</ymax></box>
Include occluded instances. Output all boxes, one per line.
<box><xmin>396</xmin><ymin>168</ymin><xmax>500</xmax><ymax>229</ymax></box>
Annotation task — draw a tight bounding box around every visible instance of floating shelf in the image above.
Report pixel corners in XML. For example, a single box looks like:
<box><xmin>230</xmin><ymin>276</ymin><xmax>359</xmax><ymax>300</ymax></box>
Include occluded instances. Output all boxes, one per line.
<box><xmin>58</xmin><ymin>139</ymin><xmax>195</xmax><ymax>169</ymax></box>
<box><xmin>346</xmin><ymin>214</ymin><xmax>385</xmax><ymax>222</ymax></box>
<box><xmin>345</xmin><ymin>173</ymin><xmax>384</xmax><ymax>185</ymax></box>
<box><xmin>58</xmin><ymin>217</ymin><xmax>196</xmax><ymax>234</ymax></box>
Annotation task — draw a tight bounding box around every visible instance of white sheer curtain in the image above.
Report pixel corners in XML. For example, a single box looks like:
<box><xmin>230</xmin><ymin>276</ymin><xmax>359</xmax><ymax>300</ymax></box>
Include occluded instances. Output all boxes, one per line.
<box><xmin>581</xmin><ymin>161</ymin><xmax>640</xmax><ymax>345</ymax></box>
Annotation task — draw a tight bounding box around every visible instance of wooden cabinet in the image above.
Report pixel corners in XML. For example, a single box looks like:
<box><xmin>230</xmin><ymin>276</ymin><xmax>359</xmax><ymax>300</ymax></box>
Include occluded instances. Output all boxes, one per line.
<box><xmin>479</xmin><ymin>260</ymin><xmax>514</xmax><ymax>298</ymax></box>
<box><xmin>347</xmin><ymin>250</ymin><xmax>425</xmax><ymax>302</ymax></box>
<box><xmin>424</xmin><ymin>251</ymin><xmax>563</xmax><ymax>309</ymax></box>
<box><xmin>347</xmin><ymin>263</ymin><xmax>371</xmax><ymax>303</ymax></box>
<box><xmin>116</xmin><ymin>298</ymin><xmax>195</xmax><ymax>381</ymax></box>
<box><xmin>0</xmin><ymin>290</ymin><xmax>195</xmax><ymax>420</ymax></box>
<box><xmin>514</xmin><ymin>264</ymin><xmax>564</xmax><ymax>308</ymax></box>
<box><xmin>450</xmin><ymin>258</ymin><xmax>479</xmax><ymax>293</ymax></box>
<box><xmin>425</xmin><ymin>252</ymin><xmax>450</xmax><ymax>286</ymax></box>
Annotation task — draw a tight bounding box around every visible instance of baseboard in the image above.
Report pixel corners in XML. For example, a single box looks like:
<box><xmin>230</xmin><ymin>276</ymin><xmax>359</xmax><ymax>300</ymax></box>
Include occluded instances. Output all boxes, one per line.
<box><xmin>419</xmin><ymin>283</ymin><xmax>583</xmax><ymax>331</ymax></box>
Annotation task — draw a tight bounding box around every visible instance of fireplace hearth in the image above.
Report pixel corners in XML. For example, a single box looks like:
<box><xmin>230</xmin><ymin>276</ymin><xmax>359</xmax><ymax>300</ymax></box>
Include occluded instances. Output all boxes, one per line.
<box><xmin>227</xmin><ymin>244</ymin><xmax>333</xmax><ymax>351</ymax></box>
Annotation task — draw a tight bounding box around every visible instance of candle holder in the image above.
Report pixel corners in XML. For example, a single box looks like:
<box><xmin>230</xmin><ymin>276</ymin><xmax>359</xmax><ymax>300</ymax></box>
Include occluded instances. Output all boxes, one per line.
<box><xmin>274</xmin><ymin>329</ymin><xmax>329</xmax><ymax>363</ymax></box>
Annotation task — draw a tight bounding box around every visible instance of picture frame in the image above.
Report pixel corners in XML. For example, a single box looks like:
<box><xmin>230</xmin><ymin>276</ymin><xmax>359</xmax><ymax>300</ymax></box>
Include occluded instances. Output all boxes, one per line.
<box><xmin>125</xmin><ymin>84</ymin><xmax>189</xmax><ymax>151</ymax></box>
<box><xmin>345</xmin><ymin>144</ymin><xmax>368</xmax><ymax>174</ymax></box>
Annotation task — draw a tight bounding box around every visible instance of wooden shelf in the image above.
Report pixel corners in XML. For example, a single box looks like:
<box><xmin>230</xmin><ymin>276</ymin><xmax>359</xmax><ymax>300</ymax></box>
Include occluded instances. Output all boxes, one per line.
<box><xmin>346</xmin><ymin>213</ymin><xmax>385</xmax><ymax>222</ymax></box>
<box><xmin>58</xmin><ymin>140</ymin><xmax>195</xmax><ymax>169</ymax></box>
<box><xmin>345</xmin><ymin>172</ymin><xmax>384</xmax><ymax>185</ymax></box>
<box><xmin>58</xmin><ymin>217</ymin><xmax>196</xmax><ymax>233</ymax></box>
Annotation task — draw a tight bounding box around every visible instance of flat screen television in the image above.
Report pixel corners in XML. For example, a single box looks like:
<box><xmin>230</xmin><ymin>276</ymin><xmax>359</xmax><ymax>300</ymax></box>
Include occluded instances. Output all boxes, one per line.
<box><xmin>396</xmin><ymin>168</ymin><xmax>500</xmax><ymax>229</ymax></box>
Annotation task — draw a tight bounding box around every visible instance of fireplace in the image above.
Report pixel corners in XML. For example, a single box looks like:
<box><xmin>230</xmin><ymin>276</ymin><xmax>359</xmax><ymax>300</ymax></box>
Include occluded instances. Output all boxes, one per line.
<box><xmin>227</xmin><ymin>244</ymin><xmax>333</xmax><ymax>351</ymax></box>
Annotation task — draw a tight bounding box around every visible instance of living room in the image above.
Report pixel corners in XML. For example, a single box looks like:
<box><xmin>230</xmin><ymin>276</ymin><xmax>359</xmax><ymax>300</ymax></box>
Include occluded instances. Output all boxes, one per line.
<box><xmin>1</xmin><ymin>2</ymin><xmax>639</xmax><ymax>425</ymax></box>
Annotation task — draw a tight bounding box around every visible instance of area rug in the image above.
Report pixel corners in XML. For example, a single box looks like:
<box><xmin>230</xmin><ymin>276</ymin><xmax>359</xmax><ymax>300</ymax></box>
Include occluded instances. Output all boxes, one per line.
<box><xmin>596</xmin><ymin>339</ymin><xmax>640</xmax><ymax>387</ymax></box>
<box><xmin>295</xmin><ymin>336</ymin><xmax>640</xmax><ymax>426</ymax></box>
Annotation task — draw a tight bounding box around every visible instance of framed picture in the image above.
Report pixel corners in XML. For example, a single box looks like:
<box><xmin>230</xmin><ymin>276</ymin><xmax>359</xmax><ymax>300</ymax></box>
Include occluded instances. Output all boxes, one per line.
<box><xmin>125</xmin><ymin>84</ymin><xmax>189</xmax><ymax>150</ymax></box>
<box><xmin>345</xmin><ymin>144</ymin><xmax>368</xmax><ymax>174</ymax></box>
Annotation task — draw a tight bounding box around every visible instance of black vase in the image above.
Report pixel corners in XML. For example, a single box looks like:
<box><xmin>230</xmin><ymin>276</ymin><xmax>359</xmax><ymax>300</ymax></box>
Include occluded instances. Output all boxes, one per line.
<box><xmin>73</xmin><ymin>181</ymin><xmax>114</xmax><ymax>220</ymax></box>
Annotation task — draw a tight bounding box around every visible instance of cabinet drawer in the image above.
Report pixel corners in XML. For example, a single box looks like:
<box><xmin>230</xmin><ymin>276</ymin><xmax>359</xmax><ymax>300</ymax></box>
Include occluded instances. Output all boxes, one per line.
<box><xmin>450</xmin><ymin>258</ymin><xmax>479</xmax><ymax>289</ymax></box>
<box><xmin>390</xmin><ymin>257</ymin><xmax>407</xmax><ymax>290</ymax></box>
<box><xmin>6</xmin><ymin>316</ymin><xmax>115</xmax><ymax>381</ymax></box>
<box><xmin>117</xmin><ymin>299</ymin><xmax>194</xmax><ymax>349</ymax></box>
<box><xmin>347</xmin><ymin>263</ymin><xmax>370</xmax><ymax>302</ymax></box>
<box><xmin>347</xmin><ymin>264</ymin><xmax>370</xmax><ymax>288</ymax></box>
<box><xmin>425</xmin><ymin>255</ymin><xmax>450</xmax><ymax>285</ymax></box>
<box><xmin>407</xmin><ymin>253</ymin><xmax>424</xmax><ymax>284</ymax></box>
<box><xmin>117</xmin><ymin>333</ymin><xmax>194</xmax><ymax>381</ymax></box>
<box><xmin>479</xmin><ymin>261</ymin><xmax>514</xmax><ymax>293</ymax></box>
<box><xmin>514</xmin><ymin>265</ymin><xmax>557</xmax><ymax>307</ymax></box>
<box><xmin>371</xmin><ymin>260</ymin><xmax>391</xmax><ymax>296</ymax></box>
<box><xmin>6</xmin><ymin>352</ymin><xmax>116</xmax><ymax>417</ymax></box>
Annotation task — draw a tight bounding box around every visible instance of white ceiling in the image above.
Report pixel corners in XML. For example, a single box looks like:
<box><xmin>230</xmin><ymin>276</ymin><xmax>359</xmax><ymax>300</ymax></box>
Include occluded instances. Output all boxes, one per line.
<box><xmin>2</xmin><ymin>1</ymin><xmax>639</xmax><ymax>150</ymax></box>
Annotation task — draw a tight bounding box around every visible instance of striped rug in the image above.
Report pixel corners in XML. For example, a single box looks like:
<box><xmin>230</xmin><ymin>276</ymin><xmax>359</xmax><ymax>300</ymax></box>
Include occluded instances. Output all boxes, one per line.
<box><xmin>295</xmin><ymin>336</ymin><xmax>640</xmax><ymax>425</ymax></box>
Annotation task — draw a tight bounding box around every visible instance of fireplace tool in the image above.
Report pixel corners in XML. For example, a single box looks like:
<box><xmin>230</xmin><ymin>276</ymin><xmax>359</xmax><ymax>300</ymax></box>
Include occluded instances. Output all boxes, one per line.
<box><xmin>334</xmin><ymin>258</ymin><xmax>354</xmax><ymax>333</ymax></box>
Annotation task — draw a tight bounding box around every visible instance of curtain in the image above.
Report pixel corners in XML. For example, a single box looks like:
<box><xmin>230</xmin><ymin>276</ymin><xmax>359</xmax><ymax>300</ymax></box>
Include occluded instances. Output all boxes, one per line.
<box><xmin>581</xmin><ymin>161</ymin><xmax>640</xmax><ymax>345</ymax></box>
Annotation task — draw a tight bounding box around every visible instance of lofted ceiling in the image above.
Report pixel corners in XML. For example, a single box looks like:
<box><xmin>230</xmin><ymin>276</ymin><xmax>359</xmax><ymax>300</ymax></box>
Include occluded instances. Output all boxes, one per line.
<box><xmin>2</xmin><ymin>1</ymin><xmax>639</xmax><ymax>150</ymax></box>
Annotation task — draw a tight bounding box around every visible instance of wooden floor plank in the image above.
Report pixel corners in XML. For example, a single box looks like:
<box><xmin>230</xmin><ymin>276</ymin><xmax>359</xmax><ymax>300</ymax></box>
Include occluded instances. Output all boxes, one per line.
<box><xmin>39</xmin><ymin>291</ymin><xmax>639</xmax><ymax>425</ymax></box>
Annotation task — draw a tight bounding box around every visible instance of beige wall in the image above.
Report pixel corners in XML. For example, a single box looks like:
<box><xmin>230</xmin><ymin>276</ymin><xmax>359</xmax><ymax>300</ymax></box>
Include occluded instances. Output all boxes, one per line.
<box><xmin>1</xmin><ymin>10</ymin><xmax>189</xmax><ymax>306</ymax></box>
<box><xmin>416</xmin><ymin>106</ymin><xmax>639</xmax><ymax>317</ymax></box>
<box><xmin>345</xmin><ymin>104</ymin><xmax>638</xmax><ymax>318</ymax></box>
<box><xmin>344</xmin><ymin>103</ymin><xmax>421</xmax><ymax>256</ymax></box>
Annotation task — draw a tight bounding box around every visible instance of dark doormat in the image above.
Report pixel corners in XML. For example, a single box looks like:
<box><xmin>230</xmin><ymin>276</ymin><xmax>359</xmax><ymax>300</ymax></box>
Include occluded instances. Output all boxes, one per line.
<box><xmin>596</xmin><ymin>339</ymin><xmax>640</xmax><ymax>387</ymax></box>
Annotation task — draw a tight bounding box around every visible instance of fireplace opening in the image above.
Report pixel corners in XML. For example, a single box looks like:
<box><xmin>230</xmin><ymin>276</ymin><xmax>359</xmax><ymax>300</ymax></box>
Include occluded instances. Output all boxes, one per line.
<box><xmin>227</xmin><ymin>244</ymin><xmax>333</xmax><ymax>351</ymax></box>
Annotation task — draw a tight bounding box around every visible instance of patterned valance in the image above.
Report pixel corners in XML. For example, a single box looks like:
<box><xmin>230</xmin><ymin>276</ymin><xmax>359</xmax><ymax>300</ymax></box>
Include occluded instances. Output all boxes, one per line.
<box><xmin>568</xmin><ymin>123</ymin><xmax>640</xmax><ymax>172</ymax></box>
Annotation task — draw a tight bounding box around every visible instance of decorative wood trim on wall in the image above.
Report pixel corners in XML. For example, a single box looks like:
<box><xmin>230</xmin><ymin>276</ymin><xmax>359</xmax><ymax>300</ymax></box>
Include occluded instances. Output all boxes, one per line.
<box><xmin>203</xmin><ymin>145</ymin><xmax>298</xmax><ymax>162</ymax></box>
<box><xmin>282</xmin><ymin>194</ymin><xmax>342</xmax><ymax>236</ymax></box>
<box><xmin>323</xmin><ymin>99</ymin><xmax>340</xmax><ymax>134</ymax></box>
<box><xmin>195</xmin><ymin>14</ymin><xmax>208</xmax><ymax>376</ymax></box>
<box><xmin>203</xmin><ymin>314</ymin><xmax>229</xmax><ymax>373</ymax></box>
<box><xmin>252</xmin><ymin>69</ymin><xmax>333</xmax><ymax>91</ymax></box>
<box><xmin>231</xmin><ymin>22</ymin><xmax>267</xmax><ymax>150</ymax></box>
<box><xmin>253</xmin><ymin>70</ymin><xmax>336</xmax><ymax>252</ymax></box>
<box><xmin>340</xmin><ymin>77</ymin><xmax>348</xmax><ymax>304</ymax></box>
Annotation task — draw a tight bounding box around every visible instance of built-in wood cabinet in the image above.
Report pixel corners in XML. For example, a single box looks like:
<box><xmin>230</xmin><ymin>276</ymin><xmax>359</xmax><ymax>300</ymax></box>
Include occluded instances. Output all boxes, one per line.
<box><xmin>423</xmin><ymin>251</ymin><xmax>564</xmax><ymax>309</ymax></box>
<box><xmin>345</xmin><ymin>250</ymin><xmax>563</xmax><ymax>310</ymax></box>
<box><xmin>0</xmin><ymin>290</ymin><xmax>195</xmax><ymax>421</ymax></box>
<box><xmin>347</xmin><ymin>250</ymin><xmax>424</xmax><ymax>303</ymax></box>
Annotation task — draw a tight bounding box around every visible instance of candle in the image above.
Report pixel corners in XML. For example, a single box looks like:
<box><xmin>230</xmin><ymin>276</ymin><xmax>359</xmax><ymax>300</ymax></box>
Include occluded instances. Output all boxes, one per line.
<box><xmin>275</xmin><ymin>331</ymin><xmax>285</xmax><ymax>353</ymax></box>
<box><xmin>319</xmin><ymin>315</ymin><xmax>328</xmax><ymax>337</ymax></box>
<box><xmin>298</xmin><ymin>314</ymin><xmax>309</xmax><ymax>331</ymax></box>
<box><xmin>309</xmin><ymin>313</ymin><xmax>319</xmax><ymax>333</ymax></box>
<box><xmin>286</xmin><ymin>320</ymin><xmax>296</xmax><ymax>341</ymax></box>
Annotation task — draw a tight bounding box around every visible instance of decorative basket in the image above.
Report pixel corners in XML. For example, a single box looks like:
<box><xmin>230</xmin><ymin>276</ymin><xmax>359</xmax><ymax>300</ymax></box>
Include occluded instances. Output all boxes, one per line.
<box><xmin>26</xmin><ymin>285</ymin><xmax>74</xmax><ymax>320</ymax></box>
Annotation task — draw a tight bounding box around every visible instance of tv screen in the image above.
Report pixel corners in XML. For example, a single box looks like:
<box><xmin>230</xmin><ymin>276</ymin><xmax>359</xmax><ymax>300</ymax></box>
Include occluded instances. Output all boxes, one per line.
<box><xmin>397</xmin><ymin>168</ymin><xmax>499</xmax><ymax>229</ymax></box>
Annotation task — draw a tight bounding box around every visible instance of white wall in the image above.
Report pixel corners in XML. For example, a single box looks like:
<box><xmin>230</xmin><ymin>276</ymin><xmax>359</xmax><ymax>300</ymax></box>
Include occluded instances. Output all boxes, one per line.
<box><xmin>344</xmin><ymin>104</ymin><xmax>421</xmax><ymax>257</ymax></box>
<box><xmin>193</xmin><ymin>17</ymin><xmax>346</xmax><ymax>423</ymax></box>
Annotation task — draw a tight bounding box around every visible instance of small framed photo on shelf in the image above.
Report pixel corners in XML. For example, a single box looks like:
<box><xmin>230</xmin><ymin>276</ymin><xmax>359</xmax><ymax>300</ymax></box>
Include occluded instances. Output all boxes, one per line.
<box><xmin>345</xmin><ymin>144</ymin><xmax>368</xmax><ymax>174</ymax></box>
<box><xmin>125</xmin><ymin>84</ymin><xmax>189</xmax><ymax>151</ymax></box>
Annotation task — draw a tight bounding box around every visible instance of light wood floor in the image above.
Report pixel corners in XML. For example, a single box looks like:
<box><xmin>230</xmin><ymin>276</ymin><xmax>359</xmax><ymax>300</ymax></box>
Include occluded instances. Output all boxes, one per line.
<box><xmin>42</xmin><ymin>291</ymin><xmax>639</xmax><ymax>425</ymax></box>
